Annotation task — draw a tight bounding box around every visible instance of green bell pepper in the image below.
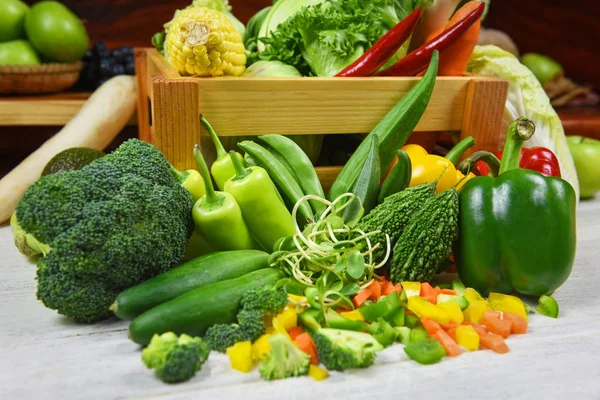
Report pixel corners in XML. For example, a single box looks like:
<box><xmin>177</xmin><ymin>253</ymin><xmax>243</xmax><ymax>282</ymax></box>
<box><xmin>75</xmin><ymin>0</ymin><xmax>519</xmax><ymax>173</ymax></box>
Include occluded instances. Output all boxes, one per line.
<box><xmin>454</xmin><ymin>118</ymin><xmax>576</xmax><ymax>297</ymax></box>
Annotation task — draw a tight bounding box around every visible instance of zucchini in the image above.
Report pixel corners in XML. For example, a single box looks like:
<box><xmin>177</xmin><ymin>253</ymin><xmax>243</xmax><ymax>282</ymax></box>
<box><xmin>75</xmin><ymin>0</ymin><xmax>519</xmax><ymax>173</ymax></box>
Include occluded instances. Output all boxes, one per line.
<box><xmin>128</xmin><ymin>268</ymin><xmax>284</xmax><ymax>345</ymax></box>
<box><xmin>112</xmin><ymin>250</ymin><xmax>269</xmax><ymax>320</ymax></box>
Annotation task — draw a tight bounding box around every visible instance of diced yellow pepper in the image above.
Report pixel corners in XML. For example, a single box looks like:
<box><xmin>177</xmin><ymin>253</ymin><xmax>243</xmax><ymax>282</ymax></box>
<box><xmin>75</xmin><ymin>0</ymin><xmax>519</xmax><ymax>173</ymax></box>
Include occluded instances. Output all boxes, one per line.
<box><xmin>226</xmin><ymin>341</ymin><xmax>254</xmax><ymax>373</ymax></box>
<box><xmin>276</xmin><ymin>308</ymin><xmax>298</xmax><ymax>331</ymax></box>
<box><xmin>437</xmin><ymin>302</ymin><xmax>464</xmax><ymax>323</ymax></box>
<box><xmin>456</xmin><ymin>325</ymin><xmax>480</xmax><ymax>351</ymax></box>
<box><xmin>339</xmin><ymin>309</ymin><xmax>365</xmax><ymax>322</ymax></box>
<box><xmin>488</xmin><ymin>292</ymin><xmax>528</xmax><ymax>321</ymax></box>
<box><xmin>272</xmin><ymin>315</ymin><xmax>291</xmax><ymax>339</ymax></box>
<box><xmin>463</xmin><ymin>288</ymin><xmax>485</xmax><ymax>304</ymax></box>
<box><xmin>252</xmin><ymin>334</ymin><xmax>272</xmax><ymax>361</ymax></box>
<box><xmin>308</xmin><ymin>365</ymin><xmax>329</xmax><ymax>381</ymax></box>
<box><xmin>288</xmin><ymin>294</ymin><xmax>306</xmax><ymax>303</ymax></box>
<box><xmin>401</xmin><ymin>282</ymin><xmax>421</xmax><ymax>298</ymax></box>
<box><xmin>462</xmin><ymin>299</ymin><xmax>489</xmax><ymax>324</ymax></box>
<box><xmin>407</xmin><ymin>296</ymin><xmax>450</xmax><ymax>324</ymax></box>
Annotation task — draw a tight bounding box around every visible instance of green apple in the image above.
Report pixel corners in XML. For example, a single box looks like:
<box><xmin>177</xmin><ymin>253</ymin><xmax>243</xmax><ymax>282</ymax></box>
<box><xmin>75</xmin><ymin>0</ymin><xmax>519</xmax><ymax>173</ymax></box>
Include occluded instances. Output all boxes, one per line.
<box><xmin>0</xmin><ymin>40</ymin><xmax>40</xmax><ymax>66</ymax></box>
<box><xmin>521</xmin><ymin>53</ymin><xmax>564</xmax><ymax>85</ymax></box>
<box><xmin>24</xmin><ymin>1</ymin><xmax>89</xmax><ymax>63</ymax></box>
<box><xmin>567</xmin><ymin>136</ymin><xmax>600</xmax><ymax>199</ymax></box>
<box><xmin>0</xmin><ymin>0</ymin><xmax>29</xmax><ymax>42</ymax></box>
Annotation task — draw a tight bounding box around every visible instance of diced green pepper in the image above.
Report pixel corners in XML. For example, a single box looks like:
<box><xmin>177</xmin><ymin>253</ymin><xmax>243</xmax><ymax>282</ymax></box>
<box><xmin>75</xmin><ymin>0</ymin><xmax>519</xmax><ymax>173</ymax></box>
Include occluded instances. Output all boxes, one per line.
<box><xmin>359</xmin><ymin>300</ymin><xmax>393</xmax><ymax>322</ymax></box>
<box><xmin>394</xmin><ymin>326</ymin><xmax>411</xmax><ymax>345</ymax></box>
<box><xmin>389</xmin><ymin>307</ymin><xmax>405</xmax><ymax>327</ymax></box>
<box><xmin>452</xmin><ymin>279</ymin><xmax>466</xmax><ymax>296</ymax></box>
<box><xmin>404</xmin><ymin>338</ymin><xmax>446</xmax><ymax>365</ymax></box>
<box><xmin>325</xmin><ymin>309</ymin><xmax>368</xmax><ymax>332</ymax></box>
<box><xmin>409</xmin><ymin>327</ymin><xmax>428</xmax><ymax>343</ymax></box>
<box><xmin>404</xmin><ymin>313</ymin><xmax>421</xmax><ymax>329</ymax></box>
<box><xmin>367</xmin><ymin>318</ymin><xmax>397</xmax><ymax>347</ymax></box>
<box><xmin>299</xmin><ymin>308</ymin><xmax>323</xmax><ymax>332</ymax></box>
<box><xmin>536</xmin><ymin>295</ymin><xmax>559</xmax><ymax>318</ymax></box>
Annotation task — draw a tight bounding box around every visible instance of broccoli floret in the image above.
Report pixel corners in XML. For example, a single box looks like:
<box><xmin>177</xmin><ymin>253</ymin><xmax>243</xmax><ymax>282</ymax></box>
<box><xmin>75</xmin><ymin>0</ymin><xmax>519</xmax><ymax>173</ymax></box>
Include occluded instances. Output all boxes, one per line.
<box><xmin>204</xmin><ymin>287</ymin><xmax>288</xmax><ymax>352</ymax></box>
<box><xmin>142</xmin><ymin>332</ymin><xmax>210</xmax><ymax>384</ymax></box>
<box><xmin>259</xmin><ymin>333</ymin><xmax>310</xmax><ymax>380</ymax></box>
<box><xmin>13</xmin><ymin>139</ymin><xmax>194</xmax><ymax>323</ymax></box>
<box><xmin>312</xmin><ymin>328</ymin><xmax>383</xmax><ymax>371</ymax></box>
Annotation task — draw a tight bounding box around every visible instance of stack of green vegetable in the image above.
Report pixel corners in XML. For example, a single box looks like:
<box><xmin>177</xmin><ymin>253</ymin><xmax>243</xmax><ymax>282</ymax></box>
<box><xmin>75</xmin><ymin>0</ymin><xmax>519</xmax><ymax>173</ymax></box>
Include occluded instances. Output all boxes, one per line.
<box><xmin>0</xmin><ymin>0</ymin><xmax>89</xmax><ymax>66</ymax></box>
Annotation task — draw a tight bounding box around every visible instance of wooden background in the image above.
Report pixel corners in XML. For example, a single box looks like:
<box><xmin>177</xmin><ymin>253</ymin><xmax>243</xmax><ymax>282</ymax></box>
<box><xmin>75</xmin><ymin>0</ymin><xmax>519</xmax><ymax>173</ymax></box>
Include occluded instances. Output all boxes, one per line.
<box><xmin>3</xmin><ymin>0</ymin><xmax>598</xmax><ymax>177</ymax></box>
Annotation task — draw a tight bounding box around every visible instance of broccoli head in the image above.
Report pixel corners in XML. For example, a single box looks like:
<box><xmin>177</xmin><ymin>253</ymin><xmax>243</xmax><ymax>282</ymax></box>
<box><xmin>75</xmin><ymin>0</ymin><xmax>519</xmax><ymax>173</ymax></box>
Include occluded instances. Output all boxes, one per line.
<box><xmin>142</xmin><ymin>332</ymin><xmax>210</xmax><ymax>384</ymax></box>
<box><xmin>204</xmin><ymin>287</ymin><xmax>288</xmax><ymax>352</ymax></box>
<box><xmin>312</xmin><ymin>328</ymin><xmax>383</xmax><ymax>371</ymax></box>
<box><xmin>13</xmin><ymin>139</ymin><xmax>194</xmax><ymax>323</ymax></box>
<box><xmin>259</xmin><ymin>333</ymin><xmax>310</xmax><ymax>381</ymax></box>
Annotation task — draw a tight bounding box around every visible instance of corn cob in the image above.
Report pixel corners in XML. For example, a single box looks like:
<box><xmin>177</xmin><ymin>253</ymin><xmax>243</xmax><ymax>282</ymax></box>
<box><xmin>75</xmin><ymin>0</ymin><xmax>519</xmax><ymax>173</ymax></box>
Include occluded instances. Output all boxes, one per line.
<box><xmin>165</xmin><ymin>7</ymin><xmax>246</xmax><ymax>77</ymax></box>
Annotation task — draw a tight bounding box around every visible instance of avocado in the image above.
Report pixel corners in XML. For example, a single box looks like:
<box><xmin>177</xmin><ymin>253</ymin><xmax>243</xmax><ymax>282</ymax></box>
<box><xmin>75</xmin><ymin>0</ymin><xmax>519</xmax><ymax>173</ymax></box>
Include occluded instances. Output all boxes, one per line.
<box><xmin>42</xmin><ymin>147</ymin><xmax>105</xmax><ymax>176</ymax></box>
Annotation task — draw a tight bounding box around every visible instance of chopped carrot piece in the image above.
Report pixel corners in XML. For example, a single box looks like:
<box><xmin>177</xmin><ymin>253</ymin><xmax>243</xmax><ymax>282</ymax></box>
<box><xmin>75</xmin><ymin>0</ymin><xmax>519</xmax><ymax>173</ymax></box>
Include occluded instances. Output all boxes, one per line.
<box><xmin>288</xmin><ymin>326</ymin><xmax>303</xmax><ymax>341</ymax></box>
<box><xmin>420</xmin><ymin>282</ymin><xmax>437</xmax><ymax>304</ymax></box>
<box><xmin>392</xmin><ymin>283</ymin><xmax>403</xmax><ymax>295</ymax></box>
<box><xmin>462</xmin><ymin>321</ymin><xmax>488</xmax><ymax>335</ymax></box>
<box><xmin>440</xmin><ymin>321</ymin><xmax>461</xmax><ymax>331</ymax></box>
<box><xmin>503</xmin><ymin>312</ymin><xmax>528</xmax><ymax>334</ymax></box>
<box><xmin>483</xmin><ymin>309</ymin><xmax>501</xmax><ymax>320</ymax></box>
<box><xmin>446</xmin><ymin>327</ymin><xmax>457</xmax><ymax>341</ymax></box>
<box><xmin>381</xmin><ymin>281</ymin><xmax>394</xmax><ymax>295</ymax></box>
<box><xmin>434</xmin><ymin>286</ymin><xmax>442</xmax><ymax>295</ymax></box>
<box><xmin>368</xmin><ymin>281</ymin><xmax>382</xmax><ymax>301</ymax></box>
<box><xmin>352</xmin><ymin>288</ymin><xmax>372</xmax><ymax>308</ymax></box>
<box><xmin>440</xmin><ymin>289</ymin><xmax>457</xmax><ymax>295</ymax></box>
<box><xmin>479</xmin><ymin>332</ymin><xmax>509</xmax><ymax>354</ymax></box>
<box><xmin>434</xmin><ymin>329</ymin><xmax>462</xmax><ymax>357</ymax></box>
<box><xmin>482</xmin><ymin>312</ymin><xmax>512</xmax><ymax>338</ymax></box>
<box><xmin>295</xmin><ymin>332</ymin><xmax>319</xmax><ymax>365</ymax></box>
<box><xmin>421</xmin><ymin>316</ymin><xmax>443</xmax><ymax>336</ymax></box>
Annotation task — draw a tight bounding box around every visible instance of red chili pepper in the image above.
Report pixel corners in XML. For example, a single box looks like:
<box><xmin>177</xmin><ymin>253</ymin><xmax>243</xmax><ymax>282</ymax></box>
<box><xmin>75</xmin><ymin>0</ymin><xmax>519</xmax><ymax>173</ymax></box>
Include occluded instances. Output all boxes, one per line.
<box><xmin>377</xmin><ymin>2</ymin><xmax>485</xmax><ymax>77</ymax></box>
<box><xmin>336</xmin><ymin>7</ymin><xmax>423</xmax><ymax>77</ymax></box>
<box><xmin>475</xmin><ymin>147</ymin><xmax>562</xmax><ymax>178</ymax></box>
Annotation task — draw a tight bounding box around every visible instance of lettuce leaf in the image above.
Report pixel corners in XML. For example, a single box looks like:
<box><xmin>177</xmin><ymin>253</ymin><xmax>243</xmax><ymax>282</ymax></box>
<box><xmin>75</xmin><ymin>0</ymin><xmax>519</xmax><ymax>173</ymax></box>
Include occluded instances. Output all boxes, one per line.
<box><xmin>468</xmin><ymin>45</ymin><xmax>580</xmax><ymax>200</ymax></box>
<box><xmin>258</xmin><ymin>0</ymin><xmax>427</xmax><ymax>77</ymax></box>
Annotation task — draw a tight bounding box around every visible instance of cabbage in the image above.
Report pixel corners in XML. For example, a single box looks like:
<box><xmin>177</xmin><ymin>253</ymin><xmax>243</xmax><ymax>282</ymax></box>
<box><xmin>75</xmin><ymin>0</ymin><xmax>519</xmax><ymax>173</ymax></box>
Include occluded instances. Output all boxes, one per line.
<box><xmin>468</xmin><ymin>45</ymin><xmax>579</xmax><ymax>199</ymax></box>
<box><xmin>241</xmin><ymin>60</ymin><xmax>302</xmax><ymax>77</ymax></box>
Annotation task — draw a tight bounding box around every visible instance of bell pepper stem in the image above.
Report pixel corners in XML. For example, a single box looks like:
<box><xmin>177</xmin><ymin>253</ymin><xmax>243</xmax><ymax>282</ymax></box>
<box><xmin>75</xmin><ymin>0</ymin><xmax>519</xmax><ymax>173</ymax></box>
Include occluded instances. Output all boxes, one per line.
<box><xmin>193</xmin><ymin>144</ymin><xmax>218</xmax><ymax>204</ymax></box>
<box><xmin>445</xmin><ymin>136</ymin><xmax>476</xmax><ymax>165</ymax></box>
<box><xmin>169</xmin><ymin>164</ymin><xmax>188</xmax><ymax>184</ymax></box>
<box><xmin>201</xmin><ymin>115</ymin><xmax>228</xmax><ymax>160</ymax></box>
<box><xmin>230</xmin><ymin>150</ymin><xmax>251</xmax><ymax>180</ymax></box>
<box><xmin>458</xmin><ymin>151</ymin><xmax>501</xmax><ymax>177</ymax></box>
<box><xmin>499</xmin><ymin>118</ymin><xmax>536</xmax><ymax>174</ymax></box>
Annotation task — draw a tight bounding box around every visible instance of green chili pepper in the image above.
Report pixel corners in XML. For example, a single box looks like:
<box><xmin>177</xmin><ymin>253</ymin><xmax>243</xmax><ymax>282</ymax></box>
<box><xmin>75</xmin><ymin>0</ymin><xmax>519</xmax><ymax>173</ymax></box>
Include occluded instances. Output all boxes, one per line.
<box><xmin>170</xmin><ymin>165</ymin><xmax>205</xmax><ymax>202</ymax></box>
<box><xmin>378</xmin><ymin>149</ymin><xmax>412</xmax><ymax>203</ymax></box>
<box><xmin>258</xmin><ymin>134</ymin><xmax>326</xmax><ymax>216</ymax></box>
<box><xmin>238</xmin><ymin>140</ymin><xmax>314</xmax><ymax>222</ymax></box>
<box><xmin>404</xmin><ymin>337</ymin><xmax>446</xmax><ymax>365</ymax></box>
<box><xmin>191</xmin><ymin>145</ymin><xmax>259</xmax><ymax>251</ymax></box>
<box><xmin>224</xmin><ymin>151</ymin><xmax>296</xmax><ymax>252</ymax></box>
<box><xmin>201</xmin><ymin>116</ymin><xmax>246</xmax><ymax>190</ymax></box>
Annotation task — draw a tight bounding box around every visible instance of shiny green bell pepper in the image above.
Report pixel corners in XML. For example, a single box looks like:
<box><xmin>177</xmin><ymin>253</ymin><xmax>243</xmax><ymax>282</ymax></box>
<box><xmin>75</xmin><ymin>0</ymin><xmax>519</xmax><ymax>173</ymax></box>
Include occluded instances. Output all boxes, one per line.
<box><xmin>454</xmin><ymin>118</ymin><xmax>577</xmax><ymax>297</ymax></box>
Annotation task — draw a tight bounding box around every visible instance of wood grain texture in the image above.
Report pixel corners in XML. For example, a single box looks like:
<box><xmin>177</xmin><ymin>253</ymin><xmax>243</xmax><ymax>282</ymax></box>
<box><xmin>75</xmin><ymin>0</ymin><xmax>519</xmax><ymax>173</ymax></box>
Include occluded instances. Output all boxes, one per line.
<box><xmin>460</xmin><ymin>77</ymin><xmax>509</xmax><ymax>155</ymax></box>
<box><xmin>134</xmin><ymin>48</ymin><xmax>151</xmax><ymax>142</ymax></box>
<box><xmin>0</xmin><ymin>93</ymin><xmax>90</xmax><ymax>126</ymax></box>
<box><xmin>1</xmin><ymin>199</ymin><xmax>599</xmax><ymax>399</ymax></box>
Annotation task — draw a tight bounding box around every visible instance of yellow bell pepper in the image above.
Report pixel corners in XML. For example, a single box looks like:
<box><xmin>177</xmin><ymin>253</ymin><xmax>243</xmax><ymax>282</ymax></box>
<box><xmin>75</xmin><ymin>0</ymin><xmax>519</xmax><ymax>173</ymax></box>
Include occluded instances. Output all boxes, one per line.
<box><xmin>463</xmin><ymin>287</ymin><xmax>485</xmax><ymax>304</ymax></box>
<box><xmin>437</xmin><ymin>302</ymin><xmax>464</xmax><ymax>323</ymax></box>
<box><xmin>407</xmin><ymin>296</ymin><xmax>450</xmax><ymax>324</ymax></box>
<box><xmin>455</xmin><ymin>325</ymin><xmax>480</xmax><ymax>351</ymax></box>
<box><xmin>226</xmin><ymin>341</ymin><xmax>254</xmax><ymax>373</ymax></box>
<box><xmin>276</xmin><ymin>308</ymin><xmax>298</xmax><ymax>331</ymax></box>
<box><xmin>309</xmin><ymin>365</ymin><xmax>329</xmax><ymax>381</ymax></box>
<box><xmin>401</xmin><ymin>143</ymin><xmax>476</xmax><ymax>193</ymax></box>
<box><xmin>252</xmin><ymin>334</ymin><xmax>272</xmax><ymax>361</ymax></box>
<box><xmin>462</xmin><ymin>299</ymin><xmax>489</xmax><ymax>324</ymax></box>
<box><xmin>401</xmin><ymin>282</ymin><xmax>421</xmax><ymax>298</ymax></box>
<box><xmin>339</xmin><ymin>309</ymin><xmax>366</xmax><ymax>322</ymax></box>
<box><xmin>272</xmin><ymin>315</ymin><xmax>291</xmax><ymax>339</ymax></box>
<box><xmin>488</xmin><ymin>292</ymin><xmax>528</xmax><ymax>321</ymax></box>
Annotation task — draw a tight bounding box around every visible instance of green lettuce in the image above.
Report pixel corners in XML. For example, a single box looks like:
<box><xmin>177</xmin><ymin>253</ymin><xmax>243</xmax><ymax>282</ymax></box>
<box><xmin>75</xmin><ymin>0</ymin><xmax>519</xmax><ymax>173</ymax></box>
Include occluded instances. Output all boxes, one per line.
<box><xmin>257</xmin><ymin>0</ymin><xmax>427</xmax><ymax>77</ymax></box>
<box><xmin>468</xmin><ymin>45</ymin><xmax>580</xmax><ymax>199</ymax></box>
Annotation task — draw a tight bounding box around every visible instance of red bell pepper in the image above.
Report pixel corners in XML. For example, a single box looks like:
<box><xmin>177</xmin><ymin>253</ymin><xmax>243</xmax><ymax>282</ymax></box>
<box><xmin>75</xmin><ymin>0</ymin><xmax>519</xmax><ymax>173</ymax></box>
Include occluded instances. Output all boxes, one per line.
<box><xmin>336</xmin><ymin>7</ymin><xmax>423</xmax><ymax>77</ymax></box>
<box><xmin>377</xmin><ymin>2</ymin><xmax>485</xmax><ymax>77</ymax></box>
<box><xmin>475</xmin><ymin>147</ymin><xmax>562</xmax><ymax>178</ymax></box>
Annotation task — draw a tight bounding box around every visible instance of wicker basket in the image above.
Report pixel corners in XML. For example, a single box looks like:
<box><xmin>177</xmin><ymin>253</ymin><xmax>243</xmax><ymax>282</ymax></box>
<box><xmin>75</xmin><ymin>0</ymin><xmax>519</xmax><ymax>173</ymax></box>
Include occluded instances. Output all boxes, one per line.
<box><xmin>0</xmin><ymin>62</ymin><xmax>83</xmax><ymax>95</ymax></box>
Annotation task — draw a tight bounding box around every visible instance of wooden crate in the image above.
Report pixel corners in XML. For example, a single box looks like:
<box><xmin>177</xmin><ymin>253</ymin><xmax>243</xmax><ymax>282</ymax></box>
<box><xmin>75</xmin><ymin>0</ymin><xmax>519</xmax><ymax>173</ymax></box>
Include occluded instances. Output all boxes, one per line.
<box><xmin>135</xmin><ymin>48</ymin><xmax>508</xmax><ymax>189</ymax></box>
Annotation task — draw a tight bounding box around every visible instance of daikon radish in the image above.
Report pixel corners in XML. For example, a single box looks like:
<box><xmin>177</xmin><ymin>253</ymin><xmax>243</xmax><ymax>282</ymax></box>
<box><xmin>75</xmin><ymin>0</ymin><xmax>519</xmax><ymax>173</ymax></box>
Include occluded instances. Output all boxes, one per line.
<box><xmin>0</xmin><ymin>75</ymin><xmax>137</xmax><ymax>224</ymax></box>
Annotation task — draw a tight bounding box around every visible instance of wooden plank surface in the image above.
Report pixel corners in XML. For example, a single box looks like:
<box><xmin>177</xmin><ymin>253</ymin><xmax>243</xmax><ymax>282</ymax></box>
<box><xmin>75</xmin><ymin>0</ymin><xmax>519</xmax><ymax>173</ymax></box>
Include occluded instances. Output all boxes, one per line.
<box><xmin>0</xmin><ymin>93</ymin><xmax>91</xmax><ymax>126</ymax></box>
<box><xmin>1</xmin><ymin>199</ymin><xmax>599</xmax><ymax>399</ymax></box>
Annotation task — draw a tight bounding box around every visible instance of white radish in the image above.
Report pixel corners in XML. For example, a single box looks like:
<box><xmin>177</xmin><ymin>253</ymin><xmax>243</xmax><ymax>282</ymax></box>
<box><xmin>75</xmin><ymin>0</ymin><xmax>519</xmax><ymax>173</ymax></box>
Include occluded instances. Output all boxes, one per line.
<box><xmin>0</xmin><ymin>75</ymin><xmax>137</xmax><ymax>224</ymax></box>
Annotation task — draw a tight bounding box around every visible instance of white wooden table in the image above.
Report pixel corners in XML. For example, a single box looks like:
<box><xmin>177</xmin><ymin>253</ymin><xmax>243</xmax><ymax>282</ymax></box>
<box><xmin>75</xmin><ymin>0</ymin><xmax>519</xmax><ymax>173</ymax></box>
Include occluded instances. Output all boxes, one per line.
<box><xmin>2</xmin><ymin>200</ymin><xmax>599</xmax><ymax>400</ymax></box>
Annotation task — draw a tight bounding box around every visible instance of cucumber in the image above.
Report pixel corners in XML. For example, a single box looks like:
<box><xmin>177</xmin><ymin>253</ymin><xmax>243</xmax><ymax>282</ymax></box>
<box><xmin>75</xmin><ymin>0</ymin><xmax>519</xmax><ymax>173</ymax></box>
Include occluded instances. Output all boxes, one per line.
<box><xmin>129</xmin><ymin>268</ymin><xmax>284</xmax><ymax>345</ymax></box>
<box><xmin>112</xmin><ymin>250</ymin><xmax>269</xmax><ymax>320</ymax></box>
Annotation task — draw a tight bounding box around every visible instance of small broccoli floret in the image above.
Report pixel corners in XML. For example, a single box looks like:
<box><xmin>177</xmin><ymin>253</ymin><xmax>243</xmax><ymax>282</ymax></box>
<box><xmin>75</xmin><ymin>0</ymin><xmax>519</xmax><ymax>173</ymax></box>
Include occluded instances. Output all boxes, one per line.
<box><xmin>14</xmin><ymin>139</ymin><xmax>194</xmax><ymax>323</ymax></box>
<box><xmin>204</xmin><ymin>287</ymin><xmax>288</xmax><ymax>352</ymax></box>
<box><xmin>259</xmin><ymin>333</ymin><xmax>310</xmax><ymax>381</ymax></box>
<box><xmin>312</xmin><ymin>328</ymin><xmax>383</xmax><ymax>371</ymax></box>
<box><xmin>142</xmin><ymin>332</ymin><xmax>210</xmax><ymax>384</ymax></box>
